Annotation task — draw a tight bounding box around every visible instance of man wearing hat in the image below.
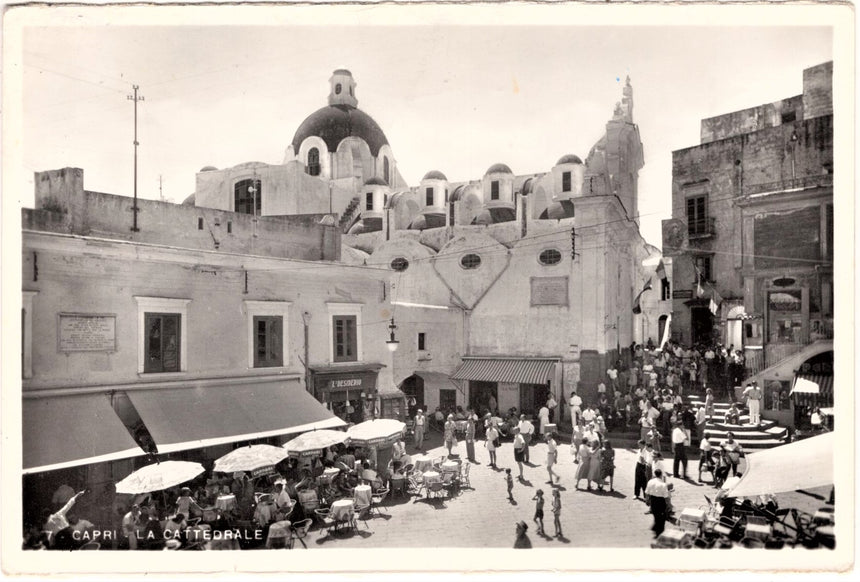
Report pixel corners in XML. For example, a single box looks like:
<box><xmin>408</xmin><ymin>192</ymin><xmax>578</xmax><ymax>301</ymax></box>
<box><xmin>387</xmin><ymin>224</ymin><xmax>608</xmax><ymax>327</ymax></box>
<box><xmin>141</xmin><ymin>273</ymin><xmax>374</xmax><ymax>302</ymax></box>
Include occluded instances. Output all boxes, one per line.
<box><xmin>413</xmin><ymin>409</ymin><xmax>426</xmax><ymax>450</ymax></box>
<box><xmin>513</xmin><ymin>520</ymin><xmax>532</xmax><ymax>549</ymax></box>
<box><xmin>517</xmin><ymin>415</ymin><xmax>534</xmax><ymax>463</ymax></box>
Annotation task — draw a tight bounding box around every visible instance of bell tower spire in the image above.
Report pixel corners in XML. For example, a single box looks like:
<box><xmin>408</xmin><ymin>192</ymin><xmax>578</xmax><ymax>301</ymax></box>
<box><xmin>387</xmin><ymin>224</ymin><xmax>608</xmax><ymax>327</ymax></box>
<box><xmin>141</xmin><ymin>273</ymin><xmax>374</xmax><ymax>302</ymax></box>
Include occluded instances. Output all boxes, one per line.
<box><xmin>328</xmin><ymin>69</ymin><xmax>358</xmax><ymax>108</ymax></box>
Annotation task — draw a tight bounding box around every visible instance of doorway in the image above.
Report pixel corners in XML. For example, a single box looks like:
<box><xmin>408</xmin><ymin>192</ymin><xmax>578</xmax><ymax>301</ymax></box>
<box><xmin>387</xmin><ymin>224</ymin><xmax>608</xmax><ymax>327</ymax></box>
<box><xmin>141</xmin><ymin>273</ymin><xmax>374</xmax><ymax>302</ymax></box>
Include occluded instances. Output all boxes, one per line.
<box><xmin>690</xmin><ymin>307</ymin><xmax>714</xmax><ymax>345</ymax></box>
<box><xmin>520</xmin><ymin>383</ymin><xmax>550</xmax><ymax>417</ymax></box>
<box><xmin>469</xmin><ymin>381</ymin><xmax>498</xmax><ymax>416</ymax></box>
<box><xmin>439</xmin><ymin>389</ymin><xmax>457</xmax><ymax>413</ymax></box>
<box><xmin>400</xmin><ymin>374</ymin><xmax>425</xmax><ymax>417</ymax></box>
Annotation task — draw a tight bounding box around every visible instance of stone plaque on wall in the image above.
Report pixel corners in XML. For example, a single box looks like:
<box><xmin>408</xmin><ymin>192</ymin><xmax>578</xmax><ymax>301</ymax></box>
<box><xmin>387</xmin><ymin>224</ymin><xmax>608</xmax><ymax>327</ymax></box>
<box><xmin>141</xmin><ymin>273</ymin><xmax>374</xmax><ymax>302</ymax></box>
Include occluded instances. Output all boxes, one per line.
<box><xmin>530</xmin><ymin>276</ymin><xmax>569</xmax><ymax>306</ymax></box>
<box><xmin>58</xmin><ymin>313</ymin><xmax>117</xmax><ymax>352</ymax></box>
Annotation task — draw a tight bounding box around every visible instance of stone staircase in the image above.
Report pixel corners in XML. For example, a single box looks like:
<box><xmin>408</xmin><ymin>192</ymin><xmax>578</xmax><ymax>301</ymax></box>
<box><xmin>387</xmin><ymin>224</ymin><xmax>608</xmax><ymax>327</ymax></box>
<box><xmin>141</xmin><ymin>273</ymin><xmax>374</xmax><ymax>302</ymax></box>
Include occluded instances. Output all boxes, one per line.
<box><xmin>688</xmin><ymin>396</ymin><xmax>789</xmax><ymax>450</ymax></box>
<box><xmin>338</xmin><ymin>196</ymin><xmax>361</xmax><ymax>232</ymax></box>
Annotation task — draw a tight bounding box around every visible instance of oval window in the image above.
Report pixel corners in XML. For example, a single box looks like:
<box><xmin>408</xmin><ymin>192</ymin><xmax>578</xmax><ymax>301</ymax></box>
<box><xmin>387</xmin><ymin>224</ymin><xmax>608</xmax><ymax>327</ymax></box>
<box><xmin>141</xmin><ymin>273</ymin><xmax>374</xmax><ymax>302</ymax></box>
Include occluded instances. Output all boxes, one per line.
<box><xmin>539</xmin><ymin>248</ymin><xmax>562</xmax><ymax>266</ymax></box>
<box><xmin>460</xmin><ymin>253</ymin><xmax>482</xmax><ymax>270</ymax></box>
<box><xmin>335</xmin><ymin>83</ymin><xmax>342</xmax><ymax>95</ymax></box>
<box><xmin>390</xmin><ymin>257</ymin><xmax>409</xmax><ymax>272</ymax></box>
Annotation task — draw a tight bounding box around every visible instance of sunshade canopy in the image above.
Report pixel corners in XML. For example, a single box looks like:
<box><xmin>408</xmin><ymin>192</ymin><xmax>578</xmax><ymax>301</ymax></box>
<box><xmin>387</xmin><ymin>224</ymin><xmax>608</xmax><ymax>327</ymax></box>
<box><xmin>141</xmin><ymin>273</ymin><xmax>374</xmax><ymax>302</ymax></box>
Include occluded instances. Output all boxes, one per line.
<box><xmin>725</xmin><ymin>432</ymin><xmax>834</xmax><ymax>499</ymax></box>
<box><xmin>115</xmin><ymin>461</ymin><xmax>204</xmax><ymax>495</ymax></box>
<box><xmin>450</xmin><ymin>357</ymin><xmax>557</xmax><ymax>384</ymax></box>
<box><xmin>214</xmin><ymin>444</ymin><xmax>290</xmax><ymax>473</ymax></box>
<box><xmin>346</xmin><ymin>419</ymin><xmax>406</xmax><ymax>447</ymax></box>
<box><xmin>282</xmin><ymin>429</ymin><xmax>349</xmax><ymax>458</ymax></box>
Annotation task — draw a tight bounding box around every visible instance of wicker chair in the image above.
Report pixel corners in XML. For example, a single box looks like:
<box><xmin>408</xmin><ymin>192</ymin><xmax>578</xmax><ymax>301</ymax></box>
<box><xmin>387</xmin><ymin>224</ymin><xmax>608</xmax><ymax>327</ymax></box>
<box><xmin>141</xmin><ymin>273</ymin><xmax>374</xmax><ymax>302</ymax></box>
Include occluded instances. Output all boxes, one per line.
<box><xmin>370</xmin><ymin>488</ymin><xmax>389</xmax><ymax>516</ymax></box>
<box><xmin>290</xmin><ymin>518</ymin><xmax>313</xmax><ymax>549</ymax></box>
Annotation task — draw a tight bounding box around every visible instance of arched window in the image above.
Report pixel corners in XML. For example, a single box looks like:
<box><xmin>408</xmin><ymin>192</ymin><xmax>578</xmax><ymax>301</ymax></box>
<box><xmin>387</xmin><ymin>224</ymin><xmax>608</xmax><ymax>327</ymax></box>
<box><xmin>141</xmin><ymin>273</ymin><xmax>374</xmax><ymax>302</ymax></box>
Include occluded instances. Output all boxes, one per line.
<box><xmin>234</xmin><ymin>179</ymin><xmax>261</xmax><ymax>215</ymax></box>
<box><xmin>307</xmin><ymin>148</ymin><xmax>321</xmax><ymax>176</ymax></box>
<box><xmin>335</xmin><ymin>83</ymin><xmax>342</xmax><ymax>95</ymax></box>
<box><xmin>658</xmin><ymin>315</ymin><xmax>668</xmax><ymax>344</ymax></box>
<box><xmin>383</xmin><ymin>157</ymin><xmax>390</xmax><ymax>185</ymax></box>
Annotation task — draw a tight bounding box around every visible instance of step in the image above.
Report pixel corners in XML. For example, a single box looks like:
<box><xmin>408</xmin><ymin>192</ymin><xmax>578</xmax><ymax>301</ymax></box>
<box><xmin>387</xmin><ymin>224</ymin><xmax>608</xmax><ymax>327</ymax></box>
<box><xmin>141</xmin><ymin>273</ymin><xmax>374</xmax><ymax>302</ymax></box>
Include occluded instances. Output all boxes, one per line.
<box><xmin>706</xmin><ymin>437</ymin><xmax>785</xmax><ymax>449</ymax></box>
<box><xmin>704</xmin><ymin>427</ymin><xmax>787</xmax><ymax>442</ymax></box>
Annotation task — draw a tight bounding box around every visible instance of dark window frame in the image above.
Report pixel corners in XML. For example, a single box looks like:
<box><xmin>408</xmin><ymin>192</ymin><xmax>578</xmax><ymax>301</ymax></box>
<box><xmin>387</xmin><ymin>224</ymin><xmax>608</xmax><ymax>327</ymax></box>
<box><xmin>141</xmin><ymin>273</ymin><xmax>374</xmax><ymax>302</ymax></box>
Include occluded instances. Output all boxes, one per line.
<box><xmin>144</xmin><ymin>312</ymin><xmax>181</xmax><ymax>373</ymax></box>
<box><xmin>418</xmin><ymin>332</ymin><xmax>426</xmax><ymax>351</ymax></box>
<box><xmin>562</xmin><ymin>171</ymin><xmax>572</xmax><ymax>193</ymax></box>
<box><xmin>332</xmin><ymin>315</ymin><xmax>358</xmax><ymax>363</ymax></box>
<box><xmin>460</xmin><ymin>253</ymin><xmax>482</xmax><ymax>270</ymax></box>
<box><xmin>538</xmin><ymin>248</ymin><xmax>562</xmax><ymax>266</ymax></box>
<box><xmin>694</xmin><ymin>255</ymin><xmax>713</xmax><ymax>283</ymax></box>
<box><xmin>253</xmin><ymin>315</ymin><xmax>283</xmax><ymax>368</ymax></box>
<box><xmin>425</xmin><ymin>187</ymin><xmax>434</xmax><ymax>206</ymax></box>
<box><xmin>686</xmin><ymin>194</ymin><xmax>709</xmax><ymax>236</ymax></box>
<box><xmin>491</xmin><ymin>181</ymin><xmax>500</xmax><ymax>201</ymax></box>
<box><xmin>366</xmin><ymin>192</ymin><xmax>374</xmax><ymax>211</ymax></box>
<box><xmin>307</xmin><ymin>147</ymin><xmax>321</xmax><ymax>177</ymax></box>
<box><xmin>234</xmin><ymin>179</ymin><xmax>261</xmax><ymax>215</ymax></box>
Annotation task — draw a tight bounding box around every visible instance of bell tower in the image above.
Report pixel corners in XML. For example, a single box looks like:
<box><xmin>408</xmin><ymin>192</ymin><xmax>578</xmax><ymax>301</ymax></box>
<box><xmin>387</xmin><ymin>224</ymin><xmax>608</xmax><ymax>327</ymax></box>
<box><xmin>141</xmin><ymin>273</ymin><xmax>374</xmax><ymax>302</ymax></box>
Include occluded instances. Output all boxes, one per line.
<box><xmin>328</xmin><ymin>69</ymin><xmax>358</xmax><ymax>108</ymax></box>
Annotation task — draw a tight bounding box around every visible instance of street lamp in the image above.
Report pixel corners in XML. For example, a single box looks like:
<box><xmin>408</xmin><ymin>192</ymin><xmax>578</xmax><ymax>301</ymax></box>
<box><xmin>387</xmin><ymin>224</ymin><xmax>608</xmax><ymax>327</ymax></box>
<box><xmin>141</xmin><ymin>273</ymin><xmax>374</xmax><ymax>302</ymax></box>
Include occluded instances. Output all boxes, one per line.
<box><xmin>385</xmin><ymin>317</ymin><xmax>400</xmax><ymax>352</ymax></box>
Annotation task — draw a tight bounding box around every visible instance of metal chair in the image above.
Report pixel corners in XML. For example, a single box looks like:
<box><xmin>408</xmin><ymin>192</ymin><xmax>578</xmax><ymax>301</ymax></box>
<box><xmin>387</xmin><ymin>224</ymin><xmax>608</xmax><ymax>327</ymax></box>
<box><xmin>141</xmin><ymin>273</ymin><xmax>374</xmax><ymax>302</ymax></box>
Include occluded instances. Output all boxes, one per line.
<box><xmin>353</xmin><ymin>503</ymin><xmax>371</xmax><ymax>528</ymax></box>
<box><xmin>314</xmin><ymin>508</ymin><xmax>337</xmax><ymax>534</ymax></box>
<box><xmin>290</xmin><ymin>518</ymin><xmax>313</xmax><ymax>549</ymax></box>
<box><xmin>427</xmin><ymin>481</ymin><xmax>445</xmax><ymax>499</ymax></box>
<box><xmin>79</xmin><ymin>541</ymin><xmax>100</xmax><ymax>550</ymax></box>
<box><xmin>459</xmin><ymin>463</ymin><xmax>471</xmax><ymax>488</ymax></box>
<box><xmin>370</xmin><ymin>488</ymin><xmax>389</xmax><ymax>516</ymax></box>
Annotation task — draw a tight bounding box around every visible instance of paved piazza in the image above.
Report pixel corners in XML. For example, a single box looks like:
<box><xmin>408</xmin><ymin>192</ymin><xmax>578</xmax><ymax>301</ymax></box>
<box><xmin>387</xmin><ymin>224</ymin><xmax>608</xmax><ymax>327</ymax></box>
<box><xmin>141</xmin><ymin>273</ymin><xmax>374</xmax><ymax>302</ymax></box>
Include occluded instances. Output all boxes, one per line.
<box><xmin>305</xmin><ymin>432</ymin><xmax>829</xmax><ymax>549</ymax></box>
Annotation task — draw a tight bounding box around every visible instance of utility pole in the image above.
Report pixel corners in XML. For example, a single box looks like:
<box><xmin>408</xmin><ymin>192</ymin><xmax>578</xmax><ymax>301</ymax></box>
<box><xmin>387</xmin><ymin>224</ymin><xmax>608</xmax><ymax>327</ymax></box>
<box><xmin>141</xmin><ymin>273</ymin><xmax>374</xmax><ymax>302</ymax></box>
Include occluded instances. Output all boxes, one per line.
<box><xmin>158</xmin><ymin>175</ymin><xmax>164</xmax><ymax>202</ymax></box>
<box><xmin>127</xmin><ymin>85</ymin><xmax>144</xmax><ymax>231</ymax></box>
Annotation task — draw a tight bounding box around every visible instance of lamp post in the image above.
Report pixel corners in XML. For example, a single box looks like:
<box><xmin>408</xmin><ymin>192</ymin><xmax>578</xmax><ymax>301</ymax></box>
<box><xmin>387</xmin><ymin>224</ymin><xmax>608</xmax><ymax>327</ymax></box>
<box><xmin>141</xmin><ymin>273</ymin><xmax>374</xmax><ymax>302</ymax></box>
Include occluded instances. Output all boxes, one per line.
<box><xmin>385</xmin><ymin>317</ymin><xmax>400</xmax><ymax>352</ymax></box>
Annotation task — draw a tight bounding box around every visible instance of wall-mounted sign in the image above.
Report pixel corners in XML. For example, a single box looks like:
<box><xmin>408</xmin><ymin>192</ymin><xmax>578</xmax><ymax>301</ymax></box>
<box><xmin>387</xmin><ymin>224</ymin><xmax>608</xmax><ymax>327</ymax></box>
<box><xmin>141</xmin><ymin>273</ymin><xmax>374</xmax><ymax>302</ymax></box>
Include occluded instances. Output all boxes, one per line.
<box><xmin>58</xmin><ymin>313</ymin><xmax>116</xmax><ymax>352</ymax></box>
<box><xmin>530</xmin><ymin>276</ymin><xmax>569</xmax><ymax>306</ymax></box>
<box><xmin>673</xmin><ymin>289</ymin><xmax>693</xmax><ymax>299</ymax></box>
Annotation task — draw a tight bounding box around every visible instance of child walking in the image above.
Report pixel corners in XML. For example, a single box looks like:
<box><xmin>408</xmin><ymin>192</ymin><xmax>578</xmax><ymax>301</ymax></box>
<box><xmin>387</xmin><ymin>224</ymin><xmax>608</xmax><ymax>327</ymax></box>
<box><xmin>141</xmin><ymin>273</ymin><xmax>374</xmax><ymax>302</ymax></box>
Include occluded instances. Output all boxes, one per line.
<box><xmin>505</xmin><ymin>468</ymin><xmax>514</xmax><ymax>502</ymax></box>
<box><xmin>551</xmin><ymin>489</ymin><xmax>562</xmax><ymax>538</ymax></box>
<box><xmin>532</xmin><ymin>489</ymin><xmax>545</xmax><ymax>535</ymax></box>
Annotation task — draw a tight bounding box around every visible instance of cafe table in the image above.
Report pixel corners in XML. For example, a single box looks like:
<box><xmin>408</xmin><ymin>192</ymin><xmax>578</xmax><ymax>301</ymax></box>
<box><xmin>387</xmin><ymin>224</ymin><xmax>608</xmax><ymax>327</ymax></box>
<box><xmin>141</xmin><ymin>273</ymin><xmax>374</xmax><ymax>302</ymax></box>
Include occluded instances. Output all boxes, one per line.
<box><xmin>329</xmin><ymin>499</ymin><xmax>355</xmax><ymax>533</ymax></box>
<box><xmin>214</xmin><ymin>494</ymin><xmax>237</xmax><ymax>512</ymax></box>
<box><xmin>413</xmin><ymin>455</ymin><xmax>434</xmax><ymax>473</ymax></box>
<box><xmin>441</xmin><ymin>460</ymin><xmax>459</xmax><ymax>474</ymax></box>
<box><xmin>353</xmin><ymin>484</ymin><xmax>372</xmax><ymax>506</ymax></box>
<box><xmin>265</xmin><ymin>520</ymin><xmax>292</xmax><ymax>549</ymax></box>
<box><xmin>744</xmin><ymin>522</ymin><xmax>773</xmax><ymax>542</ymax></box>
<box><xmin>423</xmin><ymin>470</ymin><xmax>441</xmax><ymax>484</ymax></box>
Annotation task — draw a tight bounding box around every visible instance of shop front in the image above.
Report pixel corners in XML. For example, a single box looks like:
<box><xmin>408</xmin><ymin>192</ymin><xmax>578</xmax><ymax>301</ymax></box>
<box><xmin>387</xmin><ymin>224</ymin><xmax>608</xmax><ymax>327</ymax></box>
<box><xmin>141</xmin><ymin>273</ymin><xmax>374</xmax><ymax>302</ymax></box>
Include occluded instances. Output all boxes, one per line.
<box><xmin>451</xmin><ymin>356</ymin><xmax>559</xmax><ymax>419</ymax></box>
<box><xmin>310</xmin><ymin>363</ymin><xmax>384</xmax><ymax>425</ymax></box>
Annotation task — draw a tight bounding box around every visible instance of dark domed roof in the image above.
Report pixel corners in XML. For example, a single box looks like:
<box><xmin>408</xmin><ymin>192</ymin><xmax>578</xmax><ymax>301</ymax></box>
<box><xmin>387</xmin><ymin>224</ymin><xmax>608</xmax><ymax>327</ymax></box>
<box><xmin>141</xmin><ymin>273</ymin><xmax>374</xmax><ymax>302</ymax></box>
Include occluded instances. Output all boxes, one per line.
<box><xmin>485</xmin><ymin>163</ymin><xmax>513</xmax><ymax>176</ymax></box>
<box><xmin>539</xmin><ymin>199</ymin><xmax>576</xmax><ymax>220</ymax></box>
<box><xmin>471</xmin><ymin>205</ymin><xmax>516</xmax><ymax>225</ymax></box>
<box><xmin>556</xmin><ymin>154</ymin><xmax>583</xmax><ymax>166</ymax></box>
<box><xmin>521</xmin><ymin>177</ymin><xmax>535</xmax><ymax>195</ymax></box>
<box><xmin>182</xmin><ymin>193</ymin><xmax>196</xmax><ymax>206</ymax></box>
<box><xmin>422</xmin><ymin>170</ymin><xmax>447</xmax><ymax>181</ymax></box>
<box><xmin>408</xmin><ymin>212</ymin><xmax>446</xmax><ymax>231</ymax></box>
<box><xmin>292</xmin><ymin>105</ymin><xmax>389</xmax><ymax>156</ymax></box>
<box><xmin>199</xmin><ymin>165</ymin><xmax>218</xmax><ymax>172</ymax></box>
<box><xmin>365</xmin><ymin>177</ymin><xmax>388</xmax><ymax>186</ymax></box>
<box><xmin>347</xmin><ymin>217</ymin><xmax>382</xmax><ymax>234</ymax></box>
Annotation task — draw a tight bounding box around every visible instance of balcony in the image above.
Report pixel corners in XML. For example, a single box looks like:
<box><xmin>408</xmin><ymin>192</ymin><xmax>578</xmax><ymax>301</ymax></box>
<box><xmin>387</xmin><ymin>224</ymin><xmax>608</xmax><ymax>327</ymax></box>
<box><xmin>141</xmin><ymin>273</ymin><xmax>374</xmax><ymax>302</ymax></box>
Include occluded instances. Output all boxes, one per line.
<box><xmin>687</xmin><ymin>216</ymin><xmax>716</xmax><ymax>239</ymax></box>
<box><xmin>742</xmin><ymin>174</ymin><xmax>833</xmax><ymax>198</ymax></box>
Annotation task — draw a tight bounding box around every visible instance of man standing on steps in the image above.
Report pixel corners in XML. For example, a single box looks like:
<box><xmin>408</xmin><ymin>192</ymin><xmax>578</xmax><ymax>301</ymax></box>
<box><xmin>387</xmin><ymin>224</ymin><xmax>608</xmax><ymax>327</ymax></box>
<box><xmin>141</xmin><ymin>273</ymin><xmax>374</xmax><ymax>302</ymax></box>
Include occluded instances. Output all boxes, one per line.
<box><xmin>671</xmin><ymin>423</ymin><xmax>688</xmax><ymax>479</ymax></box>
<box><xmin>569</xmin><ymin>391</ymin><xmax>583</xmax><ymax>428</ymax></box>
<box><xmin>413</xmin><ymin>409</ymin><xmax>426</xmax><ymax>450</ymax></box>
<box><xmin>744</xmin><ymin>381</ymin><xmax>763</xmax><ymax>426</ymax></box>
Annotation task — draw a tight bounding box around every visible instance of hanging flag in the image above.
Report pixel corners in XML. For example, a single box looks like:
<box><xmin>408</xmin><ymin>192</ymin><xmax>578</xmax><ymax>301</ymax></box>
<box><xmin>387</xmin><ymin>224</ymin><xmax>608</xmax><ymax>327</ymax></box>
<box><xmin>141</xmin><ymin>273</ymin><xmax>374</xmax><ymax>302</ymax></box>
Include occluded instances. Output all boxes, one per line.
<box><xmin>632</xmin><ymin>278</ymin><xmax>653</xmax><ymax>314</ymax></box>
<box><xmin>656</xmin><ymin>259</ymin><xmax>667</xmax><ymax>282</ymax></box>
<box><xmin>709</xmin><ymin>296</ymin><xmax>719</xmax><ymax>315</ymax></box>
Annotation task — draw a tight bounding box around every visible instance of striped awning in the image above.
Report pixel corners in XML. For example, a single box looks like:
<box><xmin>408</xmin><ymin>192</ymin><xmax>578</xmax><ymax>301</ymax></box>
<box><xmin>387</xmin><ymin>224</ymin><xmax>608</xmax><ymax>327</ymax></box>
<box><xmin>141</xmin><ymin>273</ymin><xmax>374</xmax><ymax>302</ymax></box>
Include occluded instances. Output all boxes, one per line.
<box><xmin>450</xmin><ymin>357</ymin><xmax>558</xmax><ymax>385</ymax></box>
<box><xmin>797</xmin><ymin>374</ymin><xmax>833</xmax><ymax>395</ymax></box>
<box><xmin>791</xmin><ymin>374</ymin><xmax>833</xmax><ymax>407</ymax></box>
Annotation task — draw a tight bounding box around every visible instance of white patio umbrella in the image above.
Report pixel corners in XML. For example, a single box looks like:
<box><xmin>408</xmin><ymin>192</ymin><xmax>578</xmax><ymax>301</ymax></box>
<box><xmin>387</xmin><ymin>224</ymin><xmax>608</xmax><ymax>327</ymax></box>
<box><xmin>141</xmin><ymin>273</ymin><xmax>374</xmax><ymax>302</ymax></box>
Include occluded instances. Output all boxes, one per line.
<box><xmin>115</xmin><ymin>461</ymin><xmax>204</xmax><ymax>495</ymax></box>
<box><xmin>346</xmin><ymin>418</ymin><xmax>406</xmax><ymax>448</ymax></box>
<box><xmin>213</xmin><ymin>444</ymin><xmax>289</xmax><ymax>474</ymax></box>
<box><xmin>282</xmin><ymin>429</ymin><xmax>348</xmax><ymax>459</ymax></box>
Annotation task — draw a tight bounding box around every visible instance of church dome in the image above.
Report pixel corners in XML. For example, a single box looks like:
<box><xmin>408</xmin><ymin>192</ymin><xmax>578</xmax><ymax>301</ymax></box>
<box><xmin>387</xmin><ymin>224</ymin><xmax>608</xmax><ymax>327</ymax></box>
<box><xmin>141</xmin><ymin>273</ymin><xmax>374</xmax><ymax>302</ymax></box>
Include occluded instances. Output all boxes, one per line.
<box><xmin>556</xmin><ymin>154</ymin><xmax>583</xmax><ymax>166</ymax></box>
<box><xmin>485</xmin><ymin>163</ymin><xmax>513</xmax><ymax>176</ymax></box>
<box><xmin>422</xmin><ymin>170</ymin><xmax>447</xmax><ymax>181</ymax></box>
<box><xmin>291</xmin><ymin>105</ymin><xmax>389</xmax><ymax>156</ymax></box>
<box><xmin>199</xmin><ymin>165</ymin><xmax>218</xmax><ymax>172</ymax></box>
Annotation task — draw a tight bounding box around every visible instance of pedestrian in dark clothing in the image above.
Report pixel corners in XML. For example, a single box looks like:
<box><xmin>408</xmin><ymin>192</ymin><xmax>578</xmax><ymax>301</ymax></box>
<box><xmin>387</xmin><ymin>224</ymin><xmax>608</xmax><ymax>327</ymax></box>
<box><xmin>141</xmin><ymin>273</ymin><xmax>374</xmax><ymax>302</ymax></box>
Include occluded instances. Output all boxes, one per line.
<box><xmin>645</xmin><ymin>469</ymin><xmax>670</xmax><ymax>537</ymax></box>
<box><xmin>513</xmin><ymin>521</ymin><xmax>532</xmax><ymax>549</ymax></box>
<box><xmin>633</xmin><ymin>439</ymin><xmax>650</xmax><ymax>500</ymax></box>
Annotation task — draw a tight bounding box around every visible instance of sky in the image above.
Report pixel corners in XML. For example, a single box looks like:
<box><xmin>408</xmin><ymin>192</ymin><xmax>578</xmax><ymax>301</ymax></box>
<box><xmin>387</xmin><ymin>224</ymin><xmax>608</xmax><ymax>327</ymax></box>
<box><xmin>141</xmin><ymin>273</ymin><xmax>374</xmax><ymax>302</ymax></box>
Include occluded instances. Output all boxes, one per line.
<box><xmin>8</xmin><ymin>4</ymin><xmax>837</xmax><ymax>247</ymax></box>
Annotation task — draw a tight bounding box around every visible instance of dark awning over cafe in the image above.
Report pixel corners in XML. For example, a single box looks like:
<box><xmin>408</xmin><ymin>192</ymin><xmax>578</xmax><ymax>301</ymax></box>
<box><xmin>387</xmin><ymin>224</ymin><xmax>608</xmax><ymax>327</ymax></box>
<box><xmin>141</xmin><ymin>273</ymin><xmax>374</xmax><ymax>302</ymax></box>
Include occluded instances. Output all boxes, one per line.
<box><xmin>126</xmin><ymin>379</ymin><xmax>345</xmax><ymax>454</ymax></box>
<box><xmin>23</xmin><ymin>393</ymin><xmax>146</xmax><ymax>474</ymax></box>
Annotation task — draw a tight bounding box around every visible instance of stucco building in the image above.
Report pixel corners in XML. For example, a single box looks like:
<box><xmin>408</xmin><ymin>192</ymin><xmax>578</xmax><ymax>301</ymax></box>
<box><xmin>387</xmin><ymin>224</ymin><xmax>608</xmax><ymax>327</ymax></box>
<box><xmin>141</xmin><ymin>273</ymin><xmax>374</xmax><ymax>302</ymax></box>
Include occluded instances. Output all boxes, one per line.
<box><xmin>662</xmin><ymin>61</ymin><xmax>833</xmax><ymax>417</ymax></box>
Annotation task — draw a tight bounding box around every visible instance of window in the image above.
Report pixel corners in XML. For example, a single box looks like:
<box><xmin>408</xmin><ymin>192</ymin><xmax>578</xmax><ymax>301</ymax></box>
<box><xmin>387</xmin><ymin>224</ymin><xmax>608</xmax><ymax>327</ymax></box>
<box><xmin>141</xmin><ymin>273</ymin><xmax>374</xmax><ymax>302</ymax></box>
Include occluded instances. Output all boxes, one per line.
<box><xmin>491</xmin><ymin>181</ymin><xmax>500</xmax><ymax>200</ymax></box>
<box><xmin>418</xmin><ymin>332</ymin><xmax>426</xmax><ymax>351</ymax></box>
<box><xmin>383</xmin><ymin>194</ymin><xmax>388</xmax><ymax>207</ymax></box>
<box><xmin>366</xmin><ymin>192</ymin><xmax>374</xmax><ymax>211</ymax></box>
<box><xmin>254</xmin><ymin>316</ymin><xmax>283</xmax><ymax>368</ymax></box>
<box><xmin>335</xmin><ymin>83</ymin><xmax>342</xmax><ymax>95</ymax></box>
<box><xmin>144</xmin><ymin>313</ymin><xmax>181</xmax><ymax>373</ymax></box>
<box><xmin>227</xmin><ymin>221</ymin><xmax>232</xmax><ymax>234</ymax></box>
<box><xmin>562</xmin><ymin>171</ymin><xmax>571</xmax><ymax>193</ymax></box>
<box><xmin>445</xmin><ymin>189</ymin><xmax>449</xmax><ymax>204</ymax></box>
<box><xmin>307</xmin><ymin>148</ymin><xmax>321</xmax><ymax>177</ymax></box>
<box><xmin>694</xmin><ymin>255</ymin><xmax>712</xmax><ymax>283</ymax></box>
<box><xmin>460</xmin><ymin>253</ymin><xmax>482</xmax><ymax>270</ymax></box>
<box><xmin>328</xmin><ymin>303</ymin><xmax>363</xmax><ymax>363</ymax></box>
<box><xmin>390</xmin><ymin>257</ymin><xmax>409</xmax><ymax>272</ymax></box>
<box><xmin>234</xmin><ymin>179</ymin><xmax>261</xmax><ymax>215</ymax></box>
<box><xmin>245</xmin><ymin>301</ymin><xmax>290</xmax><ymax>369</ymax></box>
<box><xmin>135</xmin><ymin>297</ymin><xmax>190</xmax><ymax>374</ymax></box>
<box><xmin>333</xmin><ymin>316</ymin><xmax>357</xmax><ymax>362</ymax></box>
<box><xmin>383</xmin><ymin>157</ymin><xmax>390</xmax><ymax>185</ymax></box>
<box><xmin>538</xmin><ymin>249</ymin><xmax>562</xmax><ymax>266</ymax></box>
<box><xmin>661</xmin><ymin>278</ymin><xmax>671</xmax><ymax>301</ymax></box>
<box><xmin>686</xmin><ymin>195</ymin><xmax>709</xmax><ymax>236</ymax></box>
<box><xmin>425</xmin><ymin>187</ymin><xmax>434</xmax><ymax>206</ymax></box>
<box><xmin>198</xmin><ymin>217</ymin><xmax>203</xmax><ymax>230</ymax></box>
<box><xmin>781</xmin><ymin>111</ymin><xmax>796</xmax><ymax>124</ymax></box>
<box><xmin>22</xmin><ymin>291</ymin><xmax>37</xmax><ymax>379</ymax></box>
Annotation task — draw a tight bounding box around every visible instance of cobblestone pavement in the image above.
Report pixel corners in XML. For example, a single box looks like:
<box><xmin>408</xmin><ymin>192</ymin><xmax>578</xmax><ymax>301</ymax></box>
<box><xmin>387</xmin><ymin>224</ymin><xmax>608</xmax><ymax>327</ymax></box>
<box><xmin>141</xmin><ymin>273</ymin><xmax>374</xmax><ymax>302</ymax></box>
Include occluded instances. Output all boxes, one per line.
<box><xmin>306</xmin><ymin>432</ymin><xmax>832</xmax><ymax>549</ymax></box>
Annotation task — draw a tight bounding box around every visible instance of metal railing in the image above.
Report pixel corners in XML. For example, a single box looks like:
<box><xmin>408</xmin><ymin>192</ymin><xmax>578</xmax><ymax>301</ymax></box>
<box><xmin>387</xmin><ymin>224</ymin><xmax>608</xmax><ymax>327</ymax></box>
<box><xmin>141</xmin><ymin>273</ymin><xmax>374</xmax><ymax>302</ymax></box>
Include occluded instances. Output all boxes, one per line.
<box><xmin>687</xmin><ymin>216</ymin><xmax>716</xmax><ymax>238</ymax></box>
<box><xmin>742</xmin><ymin>174</ymin><xmax>833</xmax><ymax>197</ymax></box>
